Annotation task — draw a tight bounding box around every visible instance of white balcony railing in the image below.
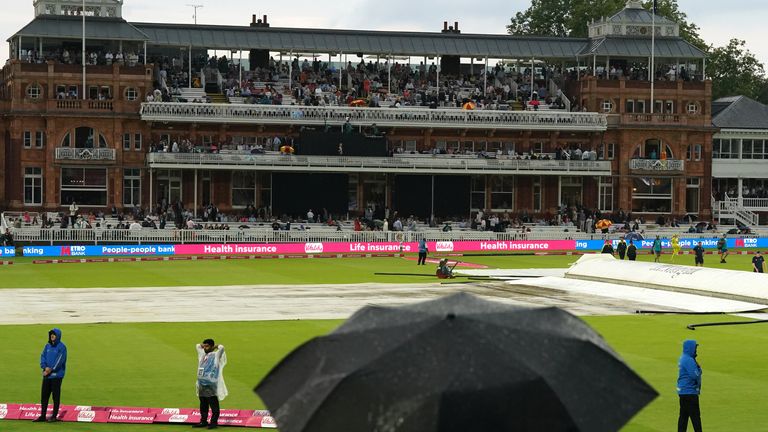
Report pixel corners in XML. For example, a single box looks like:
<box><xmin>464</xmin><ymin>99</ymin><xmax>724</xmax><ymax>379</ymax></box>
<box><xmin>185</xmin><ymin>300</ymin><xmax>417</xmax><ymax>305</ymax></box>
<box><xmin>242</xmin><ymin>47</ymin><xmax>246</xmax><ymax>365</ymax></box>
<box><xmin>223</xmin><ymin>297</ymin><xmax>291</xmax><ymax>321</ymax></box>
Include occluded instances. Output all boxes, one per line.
<box><xmin>147</xmin><ymin>153</ymin><xmax>612</xmax><ymax>175</ymax></box>
<box><xmin>140</xmin><ymin>102</ymin><xmax>608</xmax><ymax>131</ymax></box>
<box><xmin>629</xmin><ymin>158</ymin><xmax>684</xmax><ymax>172</ymax></box>
<box><xmin>55</xmin><ymin>147</ymin><xmax>116</xmax><ymax>161</ymax></box>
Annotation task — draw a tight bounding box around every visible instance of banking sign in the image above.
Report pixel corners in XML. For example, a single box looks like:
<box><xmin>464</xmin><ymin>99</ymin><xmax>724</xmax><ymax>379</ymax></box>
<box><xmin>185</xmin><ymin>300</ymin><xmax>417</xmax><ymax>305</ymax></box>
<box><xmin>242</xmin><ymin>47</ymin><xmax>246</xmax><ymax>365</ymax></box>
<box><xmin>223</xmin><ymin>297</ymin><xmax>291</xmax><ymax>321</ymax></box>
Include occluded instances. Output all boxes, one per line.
<box><xmin>19</xmin><ymin>238</ymin><xmax>768</xmax><ymax>257</ymax></box>
<box><xmin>0</xmin><ymin>247</ymin><xmax>15</xmax><ymax>257</ymax></box>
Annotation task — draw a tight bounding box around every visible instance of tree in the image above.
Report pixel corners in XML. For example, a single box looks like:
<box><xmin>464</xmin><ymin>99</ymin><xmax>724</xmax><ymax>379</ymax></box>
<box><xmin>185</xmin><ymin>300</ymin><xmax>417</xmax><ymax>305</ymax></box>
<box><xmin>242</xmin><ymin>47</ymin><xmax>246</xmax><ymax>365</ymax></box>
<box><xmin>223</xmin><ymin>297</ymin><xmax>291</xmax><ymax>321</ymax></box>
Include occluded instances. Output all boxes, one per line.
<box><xmin>507</xmin><ymin>0</ymin><xmax>706</xmax><ymax>51</ymax></box>
<box><xmin>707</xmin><ymin>39</ymin><xmax>767</xmax><ymax>102</ymax></box>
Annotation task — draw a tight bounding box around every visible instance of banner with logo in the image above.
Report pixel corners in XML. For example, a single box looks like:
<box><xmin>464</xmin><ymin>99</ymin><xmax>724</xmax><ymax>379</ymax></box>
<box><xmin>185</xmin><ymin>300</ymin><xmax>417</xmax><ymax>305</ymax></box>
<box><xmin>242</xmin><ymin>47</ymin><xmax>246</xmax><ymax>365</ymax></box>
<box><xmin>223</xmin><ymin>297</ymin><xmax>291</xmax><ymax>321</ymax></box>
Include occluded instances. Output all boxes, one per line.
<box><xmin>0</xmin><ymin>247</ymin><xmax>14</xmax><ymax>257</ymax></box>
<box><xmin>21</xmin><ymin>238</ymin><xmax>768</xmax><ymax>257</ymax></box>
<box><xmin>574</xmin><ymin>237</ymin><xmax>768</xmax><ymax>251</ymax></box>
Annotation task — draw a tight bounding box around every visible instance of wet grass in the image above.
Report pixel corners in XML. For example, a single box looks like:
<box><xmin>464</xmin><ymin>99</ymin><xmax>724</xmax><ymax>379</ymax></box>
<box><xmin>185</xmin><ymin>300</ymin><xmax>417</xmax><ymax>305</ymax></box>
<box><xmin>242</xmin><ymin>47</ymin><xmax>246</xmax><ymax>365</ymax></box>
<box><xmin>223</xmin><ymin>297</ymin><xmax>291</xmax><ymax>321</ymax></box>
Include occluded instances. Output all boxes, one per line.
<box><xmin>1</xmin><ymin>315</ymin><xmax>766</xmax><ymax>431</ymax></box>
<box><xmin>0</xmin><ymin>251</ymin><xmax>759</xmax><ymax>288</ymax></box>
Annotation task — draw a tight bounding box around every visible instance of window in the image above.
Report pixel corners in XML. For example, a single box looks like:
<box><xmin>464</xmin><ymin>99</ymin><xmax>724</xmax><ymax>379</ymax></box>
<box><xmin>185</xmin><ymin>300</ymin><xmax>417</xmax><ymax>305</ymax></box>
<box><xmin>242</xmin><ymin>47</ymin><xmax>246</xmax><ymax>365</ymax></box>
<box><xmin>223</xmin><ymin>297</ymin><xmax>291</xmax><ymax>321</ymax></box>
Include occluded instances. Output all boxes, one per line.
<box><xmin>35</xmin><ymin>131</ymin><xmax>45</xmax><ymax>148</ymax></box>
<box><xmin>625</xmin><ymin>99</ymin><xmax>634</xmax><ymax>114</ymax></box>
<box><xmin>686</xmin><ymin>102</ymin><xmax>700</xmax><ymax>115</ymax></box>
<box><xmin>665</xmin><ymin>100</ymin><xmax>675</xmax><ymax>114</ymax></box>
<box><xmin>60</xmin><ymin>168</ymin><xmax>108</xmax><ymax>206</ymax></box>
<box><xmin>24</xmin><ymin>167</ymin><xmax>43</xmax><ymax>205</ymax></box>
<box><xmin>61</xmin><ymin>132</ymin><xmax>70</xmax><ymax>147</ymax></box>
<box><xmin>599</xmin><ymin>177</ymin><xmax>613</xmax><ymax>212</ymax></box>
<box><xmin>532</xmin><ymin>176</ymin><xmax>542</xmax><ymax>212</ymax></box>
<box><xmin>632</xmin><ymin>177</ymin><xmax>672</xmax><ymax>213</ymax></box>
<box><xmin>740</xmin><ymin>139</ymin><xmax>767</xmax><ymax>159</ymax></box>
<box><xmin>532</xmin><ymin>142</ymin><xmax>544</xmax><ymax>155</ymax></box>
<box><xmin>470</xmin><ymin>176</ymin><xmax>486</xmax><ymax>210</ymax></box>
<box><xmin>490</xmin><ymin>176</ymin><xmax>514</xmax><ymax>210</ymax></box>
<box><xmin>713</xmin><ymin>139</ymin><xmax>738</xmax><ymax>159</ymax></box>
<box><xmin>694</xmin><ymin>144</ymin><xmax>702</xmax><ymax>161</ymax></box>
<box><xmin>232</xmin><ymin>172</ymin><xmax>256</xmax><ymax>207</ymax></box>
<box><xmin>601</xmin><ymin>99</ymin><xmax>613</xmax><ymax>113</ymax></box>
<box><xmin>125</xmin><ymin>87</ymin><xmax>138</xmax><ymax>101</ymax></box>
<box><xmin>447</xmin><ymin>141</ymin><xmax>460</xmax><ymax>154</ymax></box>
<box><xmin>654</xmin><ymin>100</ymin><xmax>663</xmax><ymax>114</ymax></box>
<box><xmin>26</xmin><ymin>83</ymin><xmax>42</xmax><ymax>100</ymax></box>
<box><xmin>23</xmin><ymin>131</ymin><xmax>32</xmax><ymax>148</ymax></box>
<box><xmin>55</xmin><ymin>85</ymin><xmax>66</xmax><ymax>99</ymax></box>
<box><xmin>636</xmin><ymin>99</ymin><xmax>646</xmax><ymax>114</ymax></box>
<box><xmin>686</xmin><ymin>178</ymin><xmax>700</xmax><ymax>214</ymax></box>
<box><xmin>134</xmin><ymin>133</ymin><xmax>142</xmax><ymax>150</ymax></box>
<box><xmin>685</xmin><ymin>145</ymin><xmax>691</xmax><ymax>161</ymax></box>
<box><xmin>606</xmin><ymin>143</ymin><xmax>615</xmax><ymax>160</ymax></box>
<box><xmin>123</xmin><ymin>169</ymin><xmax>141</xmax><ymax>206</ymax></box>
<box><xmin>123</xmin><ymin>133</ymin><xmax>131</xmax><ymax>150</ymax></box>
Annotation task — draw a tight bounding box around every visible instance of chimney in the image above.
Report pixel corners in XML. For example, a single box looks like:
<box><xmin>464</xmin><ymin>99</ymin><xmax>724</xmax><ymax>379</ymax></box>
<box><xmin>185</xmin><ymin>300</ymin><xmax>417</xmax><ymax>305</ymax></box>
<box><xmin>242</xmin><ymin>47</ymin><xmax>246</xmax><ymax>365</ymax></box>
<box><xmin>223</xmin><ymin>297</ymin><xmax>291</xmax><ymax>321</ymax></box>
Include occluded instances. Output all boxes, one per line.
<box><xmin>454</xmin><ymin>21</ymin><xmax>459</xmax><ymax>32</ymax></box>
<box><xmin>250</xmin><ymin>14</ymin><xmax>270</xmax><ymax>28</ymax></box>
<box><xmin>443</xmin><ymin>21</ymin><xmax>448</xmax><ymax>31</ymax></box>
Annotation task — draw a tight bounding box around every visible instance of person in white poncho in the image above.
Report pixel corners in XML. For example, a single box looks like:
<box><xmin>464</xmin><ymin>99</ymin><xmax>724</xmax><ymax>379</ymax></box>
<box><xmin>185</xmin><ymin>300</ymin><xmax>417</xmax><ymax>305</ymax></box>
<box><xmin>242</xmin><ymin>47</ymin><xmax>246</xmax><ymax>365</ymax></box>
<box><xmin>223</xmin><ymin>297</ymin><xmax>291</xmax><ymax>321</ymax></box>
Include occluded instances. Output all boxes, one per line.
<box><xmin>194</xmin><ymin>339</ymin><xmax>227</xmax><ymax>429</ymax></box>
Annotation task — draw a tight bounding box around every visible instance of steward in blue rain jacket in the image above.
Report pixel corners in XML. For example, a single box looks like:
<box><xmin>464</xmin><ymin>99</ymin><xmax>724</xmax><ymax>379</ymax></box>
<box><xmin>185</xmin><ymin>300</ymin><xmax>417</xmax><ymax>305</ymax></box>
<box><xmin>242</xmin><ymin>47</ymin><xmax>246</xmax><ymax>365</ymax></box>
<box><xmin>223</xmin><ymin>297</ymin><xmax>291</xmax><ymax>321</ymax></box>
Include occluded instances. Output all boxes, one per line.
<box><xmin>40</xmin><ymin>328</ymin><xmax>67</xmax><ymax>379</ymax></box>
<box><xmin>677</xmin><ymin>339</ymin><xmax>701</xmax><ymax>395</ymax></box>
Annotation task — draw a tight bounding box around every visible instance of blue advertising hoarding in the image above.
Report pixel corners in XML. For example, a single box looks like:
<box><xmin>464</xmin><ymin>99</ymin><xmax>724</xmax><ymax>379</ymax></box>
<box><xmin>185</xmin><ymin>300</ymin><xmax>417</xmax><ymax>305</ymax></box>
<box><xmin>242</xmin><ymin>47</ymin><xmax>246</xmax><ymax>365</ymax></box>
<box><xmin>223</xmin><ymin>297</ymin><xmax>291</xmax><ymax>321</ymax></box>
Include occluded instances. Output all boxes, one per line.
<box><xmin>574</xmin><ymin>238</ymin><xmax>768</xmax><ymax>251</ymax></box>
<box><xmin>0</xmin><ymin>246</ymin><xmax>15</xmax><ymax>257</ymax></box>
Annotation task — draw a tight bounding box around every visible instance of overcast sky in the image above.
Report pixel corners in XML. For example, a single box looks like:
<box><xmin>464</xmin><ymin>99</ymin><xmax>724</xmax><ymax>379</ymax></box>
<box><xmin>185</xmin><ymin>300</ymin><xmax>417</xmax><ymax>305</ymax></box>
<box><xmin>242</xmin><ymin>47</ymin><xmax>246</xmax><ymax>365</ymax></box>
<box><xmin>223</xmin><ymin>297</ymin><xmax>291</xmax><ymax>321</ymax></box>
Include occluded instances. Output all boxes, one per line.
<box><xmin>2</xmin><ymin>0</ymin><xmax>767</xmax><ymax>68</ymax></box>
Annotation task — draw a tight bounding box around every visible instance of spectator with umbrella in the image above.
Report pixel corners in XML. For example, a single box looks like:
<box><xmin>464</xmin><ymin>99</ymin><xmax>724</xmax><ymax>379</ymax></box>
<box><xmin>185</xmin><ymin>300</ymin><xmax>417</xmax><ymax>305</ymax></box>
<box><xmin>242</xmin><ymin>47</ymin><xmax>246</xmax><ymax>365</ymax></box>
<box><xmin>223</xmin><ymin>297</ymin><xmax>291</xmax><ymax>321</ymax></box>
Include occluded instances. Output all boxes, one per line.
<box><xmin>255</xmin><ymin>293</ymin><xmax>657</xmax><ymax>432</ymax></box>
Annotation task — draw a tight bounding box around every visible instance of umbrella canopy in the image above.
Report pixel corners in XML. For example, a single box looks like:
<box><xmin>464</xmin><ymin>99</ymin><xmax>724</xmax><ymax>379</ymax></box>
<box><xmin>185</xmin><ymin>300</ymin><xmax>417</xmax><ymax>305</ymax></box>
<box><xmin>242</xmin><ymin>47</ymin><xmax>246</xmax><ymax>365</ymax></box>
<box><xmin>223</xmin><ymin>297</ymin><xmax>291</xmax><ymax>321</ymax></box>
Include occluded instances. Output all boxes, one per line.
<box><xmin>255</xmin><ymin>293</ymin><xmax>656</xmax><ymax>432</ymax></box>
<box><xmin>625</xmin><ymin>232</ymin><xmax>644</xmax><ymax>241</ymax></box>
<box><xmin>596</xmin><ymin>219</ymin><xmax>613</xmax><ymax>230</ymax></box>
<box><xmin>462</xmin><ymin>101</ymin><xmax>476</xmax><ymax>110</ymax></box>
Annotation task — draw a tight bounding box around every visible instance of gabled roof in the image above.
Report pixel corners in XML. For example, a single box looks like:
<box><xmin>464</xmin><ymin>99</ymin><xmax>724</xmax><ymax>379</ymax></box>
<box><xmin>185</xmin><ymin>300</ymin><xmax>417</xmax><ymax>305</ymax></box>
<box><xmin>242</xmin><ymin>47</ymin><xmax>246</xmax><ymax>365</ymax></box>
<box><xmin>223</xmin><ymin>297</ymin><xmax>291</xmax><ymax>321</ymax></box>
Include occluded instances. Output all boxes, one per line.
<box><xmin>132</xmin><ymin>23</ymin><xmax>588</xmax><ymax>58</ymax></box>
<box><xmin>579</xmin><ymin>36</ymin><xmax>705</xmax><ymax>58</ymax></box>
<box><xmin>712</xmin><ymin>96</ymin><xmax>768</xmax><ymax>129</ymax></box>
<box><xmin>10</xmin><ymin>15</ymin><xmax>148</xmax><ymax>41</ymax></box>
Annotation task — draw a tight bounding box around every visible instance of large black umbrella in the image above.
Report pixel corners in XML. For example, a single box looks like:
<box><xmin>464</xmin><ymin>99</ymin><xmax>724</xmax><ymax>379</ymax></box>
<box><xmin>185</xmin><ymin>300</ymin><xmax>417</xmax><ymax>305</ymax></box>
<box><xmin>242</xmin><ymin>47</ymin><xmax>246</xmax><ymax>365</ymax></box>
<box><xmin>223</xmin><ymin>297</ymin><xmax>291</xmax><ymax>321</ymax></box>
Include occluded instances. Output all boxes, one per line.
<box><xmin>255</xmin><ymin>293</ymin><xmax>657</xmax><ymax>432</ymax></box>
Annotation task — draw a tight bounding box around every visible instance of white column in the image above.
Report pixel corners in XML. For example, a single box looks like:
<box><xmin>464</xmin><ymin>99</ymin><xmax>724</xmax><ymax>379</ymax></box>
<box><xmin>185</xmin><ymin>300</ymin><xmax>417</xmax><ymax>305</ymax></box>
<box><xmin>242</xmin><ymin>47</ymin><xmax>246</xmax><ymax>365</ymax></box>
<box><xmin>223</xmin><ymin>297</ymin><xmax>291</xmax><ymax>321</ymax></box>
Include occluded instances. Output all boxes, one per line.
<box><xmin>738</xmin><ymin>178</ymin><xmax>744</xmax><ymax>207</ymax></box>
<box><xmin>194</xmin><ymin>169</ymin><xmax>198</xmax><ymax>218</ymax></box>
<box><xmin>18</xmin><ymin>36</ymin><xmax>22</xmax><ymax>61</ymax></box>
<box><xmin>143</xmin><ymin>41</ymin><xmax>147</xmax><ymax>65</ymax></box>
<box><xmin>188</xmin><ymin>46</ymin><xmax>192</xmax><ymax>88</ymax></box>
<box><xmin>387</xmin><ymin>54</ymin><xmax>391</xmax><ymax>94</ymax></box>
<box><xmin>289</xmin><ymin>51</ymin><xmax>293</xmax><ymax>93</ymax></box>
<box><xmin>436</xmin><ymin>55</ymin><xmax>440</xmax><ymax>91</ymax></box>
<box><xmin>483</xmin><ymin>57</ymin><xmax>488</xmax><ymax>96</ymax></box>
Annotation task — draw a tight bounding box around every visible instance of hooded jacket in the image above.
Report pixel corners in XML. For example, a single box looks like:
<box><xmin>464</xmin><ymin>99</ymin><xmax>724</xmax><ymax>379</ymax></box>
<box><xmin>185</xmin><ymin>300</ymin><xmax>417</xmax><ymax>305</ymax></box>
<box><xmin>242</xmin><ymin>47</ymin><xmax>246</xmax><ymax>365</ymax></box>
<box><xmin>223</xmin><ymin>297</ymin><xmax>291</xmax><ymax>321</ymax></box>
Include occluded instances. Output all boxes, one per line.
<box><xmin>677</xmin><ymin>339</ymin><xmax>701</xmax><ymax>395</ymax></box>
<box><xmin>40</xmin><ymin>328</ymin><xmax>67</xmax><ymax>380</ymax></box>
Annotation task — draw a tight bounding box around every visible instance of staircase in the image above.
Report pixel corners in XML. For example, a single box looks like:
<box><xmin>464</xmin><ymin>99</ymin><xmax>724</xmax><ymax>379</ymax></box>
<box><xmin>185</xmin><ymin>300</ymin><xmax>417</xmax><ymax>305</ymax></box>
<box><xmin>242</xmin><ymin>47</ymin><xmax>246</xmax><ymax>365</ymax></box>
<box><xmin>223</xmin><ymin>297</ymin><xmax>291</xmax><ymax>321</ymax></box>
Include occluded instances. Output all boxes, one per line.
<box><xmin>208</xmin><ymin>93</ymin><xmax>228</xmax><ymax>104</ymax></box>
<box><xmin>713</xmin><ymin>195</ymin><xmax>760</xmax><ymax>226</ymax></box>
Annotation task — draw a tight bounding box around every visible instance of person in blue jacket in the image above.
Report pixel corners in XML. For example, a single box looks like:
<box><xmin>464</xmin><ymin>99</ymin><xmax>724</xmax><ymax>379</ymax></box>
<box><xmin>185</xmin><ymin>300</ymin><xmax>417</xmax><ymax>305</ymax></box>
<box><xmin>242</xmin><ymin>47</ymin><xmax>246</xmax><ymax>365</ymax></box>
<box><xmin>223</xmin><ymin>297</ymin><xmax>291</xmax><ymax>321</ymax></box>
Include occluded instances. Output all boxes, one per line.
<box><xmin>677</xmin><ymin>339</ymin><xmax>702</xmax><ymax>432</ymax></box>
<box><xmin>33</xmin><ymin>328</ymin><xmax>67</xmax><ymax>422</ymax></box>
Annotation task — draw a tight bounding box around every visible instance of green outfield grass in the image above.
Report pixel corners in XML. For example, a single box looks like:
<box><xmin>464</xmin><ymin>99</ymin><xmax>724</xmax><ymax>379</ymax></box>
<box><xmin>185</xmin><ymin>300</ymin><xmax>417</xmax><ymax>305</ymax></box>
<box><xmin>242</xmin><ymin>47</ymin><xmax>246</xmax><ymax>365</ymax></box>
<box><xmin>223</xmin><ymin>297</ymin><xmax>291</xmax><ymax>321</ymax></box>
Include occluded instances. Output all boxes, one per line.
<box><xmin>0</xmin><ymin>251</ymin><xmax>759</xmax><ymax>288</ymax></box>
<box><xmin>1</xmin><ymin>315</ymin><xmax>768</xmax><ymax>431</ymax></box>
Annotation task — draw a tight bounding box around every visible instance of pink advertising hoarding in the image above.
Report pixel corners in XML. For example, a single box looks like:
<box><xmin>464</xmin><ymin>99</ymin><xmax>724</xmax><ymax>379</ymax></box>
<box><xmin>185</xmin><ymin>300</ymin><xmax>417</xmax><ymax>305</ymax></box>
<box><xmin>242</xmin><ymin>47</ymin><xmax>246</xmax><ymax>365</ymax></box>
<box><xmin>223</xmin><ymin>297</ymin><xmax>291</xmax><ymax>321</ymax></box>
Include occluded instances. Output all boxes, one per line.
<box><xmin>174</xmin><ymin>240</ymin><xmax>576</xmax><ymax>256</ymax></box>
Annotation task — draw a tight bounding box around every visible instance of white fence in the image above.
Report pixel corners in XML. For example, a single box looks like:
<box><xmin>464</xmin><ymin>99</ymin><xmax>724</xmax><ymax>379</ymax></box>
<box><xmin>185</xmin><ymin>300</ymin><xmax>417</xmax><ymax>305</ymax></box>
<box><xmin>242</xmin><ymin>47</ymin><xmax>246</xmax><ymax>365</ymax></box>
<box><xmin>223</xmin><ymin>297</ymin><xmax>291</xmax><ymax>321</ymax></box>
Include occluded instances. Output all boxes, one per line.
<box><xmin>140</xmin><ymin>102</ymin><xmax>608</xmax><ymax>132</ymax></box>
<box><xmin>8</xmin><ymin>228</ymin><xmax>740</xmax><ymax>245</ymax></box>
<box><xmin>147</xmin><ymin>153</ymin><xmax>612</xmax><ymax>175</ymax></box>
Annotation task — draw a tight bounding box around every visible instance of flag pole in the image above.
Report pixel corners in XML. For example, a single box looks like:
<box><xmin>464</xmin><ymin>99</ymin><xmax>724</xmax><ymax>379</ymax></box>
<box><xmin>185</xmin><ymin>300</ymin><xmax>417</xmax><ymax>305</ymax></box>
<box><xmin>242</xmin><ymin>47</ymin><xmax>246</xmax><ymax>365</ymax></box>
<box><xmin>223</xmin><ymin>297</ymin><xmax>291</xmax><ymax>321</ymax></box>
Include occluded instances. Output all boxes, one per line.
<box><xmin>650</xmin><ymin>0</ymin><xmax>656</xmax><ymax>114</ymax></box>
<box><xmin>82</xmin><ymin>0</ymin><xmax>86</xmax><ymax>100</ymax></box>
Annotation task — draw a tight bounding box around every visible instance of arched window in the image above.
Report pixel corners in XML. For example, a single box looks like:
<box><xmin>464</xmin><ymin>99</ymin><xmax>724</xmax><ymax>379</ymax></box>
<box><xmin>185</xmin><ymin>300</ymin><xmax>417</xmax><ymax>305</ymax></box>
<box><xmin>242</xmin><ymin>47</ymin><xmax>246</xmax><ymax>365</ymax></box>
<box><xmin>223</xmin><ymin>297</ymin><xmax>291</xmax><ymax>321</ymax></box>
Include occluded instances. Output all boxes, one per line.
<box><xmin>640</xmin><ymin>139</ymin><xmax>674</xmax><ymax>159</ymax></box>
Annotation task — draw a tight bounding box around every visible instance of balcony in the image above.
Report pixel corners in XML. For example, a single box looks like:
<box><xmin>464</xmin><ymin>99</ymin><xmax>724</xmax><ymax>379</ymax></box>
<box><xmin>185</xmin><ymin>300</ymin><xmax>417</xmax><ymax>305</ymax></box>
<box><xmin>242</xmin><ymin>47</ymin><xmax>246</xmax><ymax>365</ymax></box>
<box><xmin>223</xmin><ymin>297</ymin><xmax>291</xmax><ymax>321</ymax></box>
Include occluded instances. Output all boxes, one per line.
<box><xmin>140</xmin><ymin>103</ymin><xmax>608</xmax><ymax>132</ymax></box>
<box><xmin>55</xmin><ymin>147</ymin><xmax>116</xmax><ymax>161</ymax></box>
<box><xmin>147</xmin><ymin>152</ymin><xmax>612</xmax><ymax>176</ymax></box>
<box><xmin>629</xmin><ymin>158</ymin><xmax>684</xmax><ymax>173</ymax></box>
<box><xmin>53</xmin><ymin>99</ymin><xmax>114</xmax><ymax>111</ymax></box>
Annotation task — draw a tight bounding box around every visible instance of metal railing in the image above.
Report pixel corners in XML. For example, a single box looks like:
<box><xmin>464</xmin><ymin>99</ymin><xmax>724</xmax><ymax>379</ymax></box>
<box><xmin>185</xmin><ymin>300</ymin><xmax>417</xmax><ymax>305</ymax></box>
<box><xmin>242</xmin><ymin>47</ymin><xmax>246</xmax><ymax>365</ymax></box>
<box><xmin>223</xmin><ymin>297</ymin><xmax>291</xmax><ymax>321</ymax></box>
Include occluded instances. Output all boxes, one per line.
<box><xmin>140</xmin><ymin>102</ymin><xmax>608</xmax><ymax>131</ymax></box>
<box><xmin>147</xmin><ymin>153</ymin><xmax>612</xmax><ymax>174</ymax></box>
<box><xmin>55</xmin><ymin>147</ymin><xmax>116</xmax><ymax>161</ymax></box>
<box><xmin>629</xmin><ymin>158</ymin><xmax>685</xmax><ymax>172</ymax></box>
<box><xmin>8</xmin><ymin>227</ymin><xmax>749</xmax><ymax>246</ymax></box>
<box><xmin>714</xmin><ymin>195</ymin><xmax>759</xmax><ymax>226</ymax></box>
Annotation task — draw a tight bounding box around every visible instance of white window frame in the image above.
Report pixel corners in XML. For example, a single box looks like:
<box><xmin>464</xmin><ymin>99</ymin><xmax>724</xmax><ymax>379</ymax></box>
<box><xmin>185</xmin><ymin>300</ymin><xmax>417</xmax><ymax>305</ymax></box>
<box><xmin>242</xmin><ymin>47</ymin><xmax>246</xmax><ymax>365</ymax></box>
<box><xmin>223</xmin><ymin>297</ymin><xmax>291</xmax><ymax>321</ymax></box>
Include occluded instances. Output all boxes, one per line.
<box><xmin>23</xmin><ymin>131</ymin><xmax>32</xmax><ymax>148</ymax></box>
<box><xmin>26</xmin><ymin>83</ymin><xmax>42</xmax><ymax>100</ymax></box>
<box><xmin>123</xmin><ymin>168</ymin><xmax>141</xmax><ymax>206</ymax></box>
<box><xmin>24</xmin><ymin>167</ymin><xmax>43</xmax><ymax>205</ymax></box>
